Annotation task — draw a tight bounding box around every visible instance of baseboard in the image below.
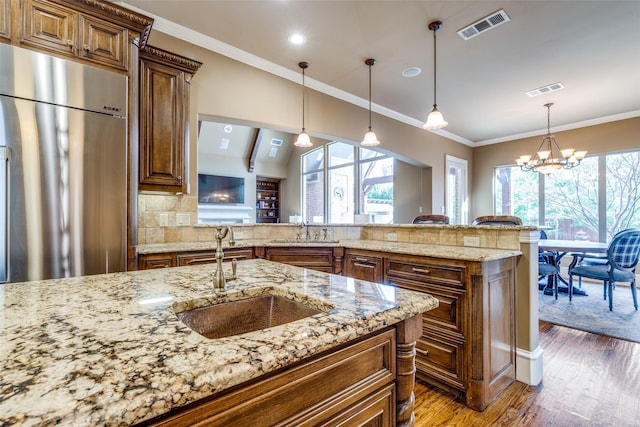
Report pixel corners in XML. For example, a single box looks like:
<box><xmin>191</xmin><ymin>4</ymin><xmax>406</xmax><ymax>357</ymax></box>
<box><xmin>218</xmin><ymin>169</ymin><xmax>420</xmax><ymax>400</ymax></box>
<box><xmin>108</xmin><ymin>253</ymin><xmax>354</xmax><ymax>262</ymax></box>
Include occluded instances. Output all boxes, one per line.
<box><xmin>516</xmin><ymin>345</ymin><xmax>544</xmax><ymax>385</ymax></box>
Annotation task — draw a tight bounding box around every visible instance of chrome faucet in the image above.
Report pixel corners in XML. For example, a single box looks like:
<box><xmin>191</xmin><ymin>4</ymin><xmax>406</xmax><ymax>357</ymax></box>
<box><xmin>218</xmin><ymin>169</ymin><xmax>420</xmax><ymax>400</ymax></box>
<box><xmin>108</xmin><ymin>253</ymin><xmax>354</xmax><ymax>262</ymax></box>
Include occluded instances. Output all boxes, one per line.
<box><xmin>213</xmin><ymin>225</ymin><xmax>236</xmax><ymax>290</ymax></box>
<box><xmin>296</xmin><ymin>221</ymin><xmax>308</xmax><ymax>241</ymax></box>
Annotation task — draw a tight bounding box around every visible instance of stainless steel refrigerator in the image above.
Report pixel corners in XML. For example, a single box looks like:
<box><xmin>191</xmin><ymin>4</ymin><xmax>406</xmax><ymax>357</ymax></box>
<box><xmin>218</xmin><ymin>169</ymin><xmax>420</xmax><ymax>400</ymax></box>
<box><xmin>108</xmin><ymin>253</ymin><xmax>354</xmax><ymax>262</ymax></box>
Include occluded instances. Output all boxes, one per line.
<box><xmin>0</xmin><ymin>44</ymin><xmax>127</xmax><ymax>284</ymax></box>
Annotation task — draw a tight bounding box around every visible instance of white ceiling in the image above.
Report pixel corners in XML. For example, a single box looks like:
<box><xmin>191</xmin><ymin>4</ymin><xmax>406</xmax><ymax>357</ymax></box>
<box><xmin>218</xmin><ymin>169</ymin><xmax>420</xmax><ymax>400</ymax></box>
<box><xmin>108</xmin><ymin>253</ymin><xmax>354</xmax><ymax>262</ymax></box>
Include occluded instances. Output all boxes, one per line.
<box><xmin>123</xmin><ymin>1</ymin><xmax>640</xmax><ymax>147</ymax></box>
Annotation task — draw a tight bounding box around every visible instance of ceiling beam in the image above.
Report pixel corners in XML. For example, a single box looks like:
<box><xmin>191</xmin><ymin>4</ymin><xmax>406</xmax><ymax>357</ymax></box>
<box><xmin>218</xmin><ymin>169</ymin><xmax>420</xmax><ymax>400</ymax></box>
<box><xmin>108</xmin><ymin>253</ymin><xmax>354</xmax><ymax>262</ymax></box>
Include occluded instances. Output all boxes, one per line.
<box><xmin>248</xmin><ymin>128</ymin><xmax>264</xmax><ymax>173</ymax></box>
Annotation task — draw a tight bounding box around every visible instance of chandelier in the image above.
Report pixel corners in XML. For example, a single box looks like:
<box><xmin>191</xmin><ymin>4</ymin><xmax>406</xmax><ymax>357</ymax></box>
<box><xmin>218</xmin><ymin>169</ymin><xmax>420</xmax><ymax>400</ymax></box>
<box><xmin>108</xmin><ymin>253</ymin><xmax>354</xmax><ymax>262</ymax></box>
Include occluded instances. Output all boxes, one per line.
<box><xmin>516</xmin><ymin>103</ymin><xmax>587</xmax><ymax>174</ymax></box>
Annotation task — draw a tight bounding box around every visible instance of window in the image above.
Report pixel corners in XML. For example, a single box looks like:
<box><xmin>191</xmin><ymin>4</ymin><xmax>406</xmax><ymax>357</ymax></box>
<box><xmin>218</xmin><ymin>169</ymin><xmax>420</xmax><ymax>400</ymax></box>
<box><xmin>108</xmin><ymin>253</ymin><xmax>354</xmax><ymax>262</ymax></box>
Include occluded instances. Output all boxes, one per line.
<box><xmin>446</xmin><ymin>155</ymin><xmax>468</xmax><ymax>224</ymax></box>
<box><xmin>494</xmin><ymin>150</ymin><xmax>640</xmax><ymax>241</ymax></box>
<box><xmin>301</xmin><ymin>143</ymin><xmax>393</xmax><ymax>223</ymax></box>
<box><xmin>360</xmin><ymin>151</ymin><xmax>393</xmax><ymax>224</ymax></box>
<box><xmin>302</xmin><ymin>147</ymin><xmax>324</xmax><ymax>223</ymax></box>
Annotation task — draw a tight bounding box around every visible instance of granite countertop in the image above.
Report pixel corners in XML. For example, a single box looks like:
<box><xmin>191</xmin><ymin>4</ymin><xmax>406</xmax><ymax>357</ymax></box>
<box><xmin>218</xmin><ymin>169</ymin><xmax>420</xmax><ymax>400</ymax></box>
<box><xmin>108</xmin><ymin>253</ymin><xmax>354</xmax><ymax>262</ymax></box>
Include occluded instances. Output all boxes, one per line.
<box><xmin>0</xmin><ymin>259</ymin><xmax>438</xmax><ymax>426</ymax></box>
<box><xmin>138</xmin><ymin>239</ymin><xmax>522</xmax><ymax>262</ymax></box>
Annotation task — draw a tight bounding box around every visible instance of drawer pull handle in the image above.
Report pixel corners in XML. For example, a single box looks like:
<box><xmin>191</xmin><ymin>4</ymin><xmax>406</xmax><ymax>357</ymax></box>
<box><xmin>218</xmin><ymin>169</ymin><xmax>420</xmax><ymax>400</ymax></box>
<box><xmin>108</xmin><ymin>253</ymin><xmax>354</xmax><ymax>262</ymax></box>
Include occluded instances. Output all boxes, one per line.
<box><xmin>412</xmin><ymin>267</ymin><xmax>430</xmax><ymax>274</ymax></box>
<box><xmin>354</xmin><ymin>262</ymin><xmax>375</xmax><ymax>269</ymax></box>
<box><xmin>186</xmin><ymin>257</ymin><xmax>217</xmax><ymax>264</ymax></box>
<box><xmin>354</xmin><ymin>257</ymin><xmax>369</xmax><ymax>262</ymax></box>
<box><xmin>416</xmin><ymin>348</ymin><xmax>430</xmax><ymax>356</ymax></box>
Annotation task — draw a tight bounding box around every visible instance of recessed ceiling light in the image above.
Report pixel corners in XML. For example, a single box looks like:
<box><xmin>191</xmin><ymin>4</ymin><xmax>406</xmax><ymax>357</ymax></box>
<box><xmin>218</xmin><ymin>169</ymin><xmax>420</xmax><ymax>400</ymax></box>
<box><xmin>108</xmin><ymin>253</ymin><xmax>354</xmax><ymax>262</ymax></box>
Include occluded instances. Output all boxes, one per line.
<box><xmin>402</xmin><ymin>67</ymin><xmax>422</xmax><ymax>78</ymax></box>
<box><xmin>288</xmin><ymin>33</ymin><xmax>306</xmax><ymax>45</ymax></box>
<box><xmin>223</xmin><ymin>124</ymin><xmax>233</xmax><ymax>133</ymax></box>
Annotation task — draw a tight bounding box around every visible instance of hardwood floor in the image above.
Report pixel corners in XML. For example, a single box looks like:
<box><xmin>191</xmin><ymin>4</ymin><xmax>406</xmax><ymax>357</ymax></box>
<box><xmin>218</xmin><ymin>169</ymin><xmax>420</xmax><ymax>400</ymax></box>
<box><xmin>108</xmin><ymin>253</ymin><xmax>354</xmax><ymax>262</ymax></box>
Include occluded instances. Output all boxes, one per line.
<box><xmin>413</xmin><ymin>321</ymin><xmax>640</xmax><ymax>426</ymax></box>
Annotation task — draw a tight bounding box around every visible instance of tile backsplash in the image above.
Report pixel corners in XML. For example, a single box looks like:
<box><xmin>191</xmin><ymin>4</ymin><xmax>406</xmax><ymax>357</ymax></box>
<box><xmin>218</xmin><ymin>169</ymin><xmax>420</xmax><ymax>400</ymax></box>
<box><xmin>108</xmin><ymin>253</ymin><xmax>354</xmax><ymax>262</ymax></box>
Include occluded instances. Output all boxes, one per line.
<box><xmin>138</xmin><ymin>193</ymin><xmax>525</xmax><ymax>250</ymax></box>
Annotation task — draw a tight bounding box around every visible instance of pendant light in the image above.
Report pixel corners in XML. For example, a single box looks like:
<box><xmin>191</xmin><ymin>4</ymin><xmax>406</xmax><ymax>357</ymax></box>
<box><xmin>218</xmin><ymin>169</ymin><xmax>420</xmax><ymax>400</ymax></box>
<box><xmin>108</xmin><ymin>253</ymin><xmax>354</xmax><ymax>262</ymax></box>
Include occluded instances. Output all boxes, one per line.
<box><xmin>361</xmin><ymin>58</ymin><xmax>380</xmax><ymax>146</ymax></box>
<box><xmin>516</xmin><ymin>103</ymin><xmax>587</xmax><ymax>174</ymax></box>
<box><xmin>294</xmin><ymin>61</ymin><xmax>312</xmax><ymax>148</ymax></box>
<box><xmin>423</xmin><ymin>20</ymin><xmax>448</xmax><ymax>130</ymax></box>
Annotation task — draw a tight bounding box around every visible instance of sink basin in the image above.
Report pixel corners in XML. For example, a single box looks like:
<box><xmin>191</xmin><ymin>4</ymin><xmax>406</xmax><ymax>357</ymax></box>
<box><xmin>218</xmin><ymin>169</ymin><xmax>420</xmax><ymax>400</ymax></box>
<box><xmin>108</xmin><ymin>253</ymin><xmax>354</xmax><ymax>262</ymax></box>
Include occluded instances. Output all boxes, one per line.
<box><xmin>175</xmin><ymin>294</ymin><xmax>324</xmax><ymax>339</ymax></box>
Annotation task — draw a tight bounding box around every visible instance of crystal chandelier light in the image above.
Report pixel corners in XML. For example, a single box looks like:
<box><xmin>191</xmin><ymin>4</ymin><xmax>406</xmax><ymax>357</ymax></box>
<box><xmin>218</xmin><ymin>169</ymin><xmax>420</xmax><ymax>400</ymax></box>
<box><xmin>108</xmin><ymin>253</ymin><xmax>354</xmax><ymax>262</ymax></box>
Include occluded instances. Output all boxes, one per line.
<box><xmin>516</xmin><ymin>103</ymin><xmax>587</xmax><ymax>174</ymax></box>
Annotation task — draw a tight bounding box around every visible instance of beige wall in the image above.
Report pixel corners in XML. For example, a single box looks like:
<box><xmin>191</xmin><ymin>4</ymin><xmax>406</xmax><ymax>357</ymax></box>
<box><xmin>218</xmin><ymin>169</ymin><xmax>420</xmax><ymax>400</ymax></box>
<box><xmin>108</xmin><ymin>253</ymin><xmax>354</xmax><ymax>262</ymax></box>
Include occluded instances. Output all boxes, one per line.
<box><xmin>146</xmin><ymin>31</ymin><xmax>472</xmax><ymax>216</ymax></box>
<box><xmin>471</xmin><ymin>117</ymin><xmax>640</xmax><ymax>220</ymax></box>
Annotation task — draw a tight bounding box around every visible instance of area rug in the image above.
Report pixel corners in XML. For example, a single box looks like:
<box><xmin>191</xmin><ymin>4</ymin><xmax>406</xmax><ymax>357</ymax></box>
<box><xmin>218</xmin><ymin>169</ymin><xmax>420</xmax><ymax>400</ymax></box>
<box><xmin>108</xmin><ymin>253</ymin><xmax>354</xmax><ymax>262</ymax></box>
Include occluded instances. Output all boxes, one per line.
<box><xmin>538</xmin><ymin>281</ymin><xmax>640</xmax><ymax>343</ymax></box>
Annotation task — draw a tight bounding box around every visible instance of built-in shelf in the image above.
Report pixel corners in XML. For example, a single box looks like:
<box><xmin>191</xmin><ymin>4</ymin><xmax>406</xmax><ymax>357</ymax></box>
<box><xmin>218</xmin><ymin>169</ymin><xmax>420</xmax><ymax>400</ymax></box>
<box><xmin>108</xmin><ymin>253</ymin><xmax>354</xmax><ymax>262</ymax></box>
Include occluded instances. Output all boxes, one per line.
<box><xmin>256</xmin><ymin>177</ymin><xmax>280</xmax><ymax>223</ymax></box>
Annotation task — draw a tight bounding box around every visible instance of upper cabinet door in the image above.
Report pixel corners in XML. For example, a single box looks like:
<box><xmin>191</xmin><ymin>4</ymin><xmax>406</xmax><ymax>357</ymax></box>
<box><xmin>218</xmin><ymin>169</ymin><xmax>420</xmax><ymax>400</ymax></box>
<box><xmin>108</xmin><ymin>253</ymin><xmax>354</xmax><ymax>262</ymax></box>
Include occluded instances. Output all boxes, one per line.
<box><xmin>139</xmin><ymin>57</ymin><xmax>186</xmax><ymax>190</ymax></box>
<box><xmin>78</xmin><ymin>14</ymin><xmax>128</xmax><ymax>71</ymax></box>
<box><xmin>22</xmin><ymin>0</ymin><xmax>76</xmax><ymax>56</ymax></box>
<box><xmin>138</xmin><ymin>45</ymin><xmax>201</xmax><ymax>193</ymax></box>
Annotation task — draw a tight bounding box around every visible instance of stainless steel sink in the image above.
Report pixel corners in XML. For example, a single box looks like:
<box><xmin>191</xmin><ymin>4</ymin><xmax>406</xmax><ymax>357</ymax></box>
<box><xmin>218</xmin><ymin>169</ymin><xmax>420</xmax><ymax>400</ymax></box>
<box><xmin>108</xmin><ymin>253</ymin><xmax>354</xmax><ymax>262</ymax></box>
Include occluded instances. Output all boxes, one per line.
<box><xmin>175</xmin><ymin>295</ymin><xmax>324</xmax><ymax>339</ymax></box>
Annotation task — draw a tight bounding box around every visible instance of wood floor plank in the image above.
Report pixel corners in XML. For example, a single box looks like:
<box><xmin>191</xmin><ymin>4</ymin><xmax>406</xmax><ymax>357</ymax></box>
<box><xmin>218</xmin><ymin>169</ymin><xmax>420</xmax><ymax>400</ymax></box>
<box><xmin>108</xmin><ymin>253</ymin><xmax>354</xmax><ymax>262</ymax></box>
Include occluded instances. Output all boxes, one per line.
<box><xmin>413</xmin><ymin>320</ymin><xmax>640</xmax><ymax>426</ymax></box>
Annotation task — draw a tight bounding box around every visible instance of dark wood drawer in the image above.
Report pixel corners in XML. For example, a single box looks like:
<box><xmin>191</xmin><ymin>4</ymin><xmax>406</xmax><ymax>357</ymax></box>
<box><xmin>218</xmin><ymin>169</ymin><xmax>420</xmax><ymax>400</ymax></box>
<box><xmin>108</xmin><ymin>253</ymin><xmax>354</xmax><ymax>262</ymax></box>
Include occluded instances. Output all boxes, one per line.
<box><xmin>387</xmin><ymin>276</ymin><xmax>465</xmax><ymax>339</ymax></box>
<box><xmin>415</xmin><ymin>334</ymin><xmax>465</xmax><ymax>392</ymax></box>
<box><xmin>148</xmin><ymin>328</ymin><xmax>395</xmax><ymax>426</ymax></box>
<box><xmin>265</xmin><ymin>247</ymin><xmax>334</xmax><ymax>273</ymax></box>
<box><xmin>177</xmin><ymin>248</ymin><xmax>254</xmax><ymax>266</ymax></box>
<box><xmin>344</xmin><ymin>252</ymin><xmax>383</xmax><ymax>283</ymax></box>
<box><xmin>385</xmin><ymin>259</ymin><xmax>465</xmax><ymax>288</ymax></box>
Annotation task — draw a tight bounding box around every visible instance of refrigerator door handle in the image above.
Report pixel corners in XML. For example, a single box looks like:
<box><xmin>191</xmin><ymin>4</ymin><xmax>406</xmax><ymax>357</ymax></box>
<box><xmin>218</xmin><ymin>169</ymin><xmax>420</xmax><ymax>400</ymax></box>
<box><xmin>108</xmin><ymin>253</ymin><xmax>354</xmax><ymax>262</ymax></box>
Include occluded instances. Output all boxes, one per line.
<box><xmin>1</xmin><ymin>146</ymin><xmax>9</xmax><ymax>283</ymax></box>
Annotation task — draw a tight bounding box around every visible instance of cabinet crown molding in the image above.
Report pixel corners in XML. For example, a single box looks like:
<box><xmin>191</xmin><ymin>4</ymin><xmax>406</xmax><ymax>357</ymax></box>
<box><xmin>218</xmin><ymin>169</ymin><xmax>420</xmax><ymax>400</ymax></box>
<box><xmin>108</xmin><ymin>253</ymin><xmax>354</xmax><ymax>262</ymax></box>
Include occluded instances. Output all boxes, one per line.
<box><xmin>140</xmin><ymin>44</ymin><xmax>203</xmax><ymax>75</ymax></box>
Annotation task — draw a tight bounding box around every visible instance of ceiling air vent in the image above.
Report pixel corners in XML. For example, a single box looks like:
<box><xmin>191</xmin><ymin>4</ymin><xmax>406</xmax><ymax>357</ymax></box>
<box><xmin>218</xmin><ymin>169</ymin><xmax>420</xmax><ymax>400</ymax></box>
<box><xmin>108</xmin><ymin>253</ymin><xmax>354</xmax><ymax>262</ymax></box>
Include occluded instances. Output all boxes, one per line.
<box><xmin>457</xmin><ymin>9</ymin><xmax>510</xmax><ymax>40</ymax></box>
<box><xmin>526</xmin><ymin>82</ymin><xmax>565</xmax><ymax>97</ymax></box>
<box><xmin>271</xmin><ymin>138</ymin><xmax>283</xmax><ymax>146</ymax></box>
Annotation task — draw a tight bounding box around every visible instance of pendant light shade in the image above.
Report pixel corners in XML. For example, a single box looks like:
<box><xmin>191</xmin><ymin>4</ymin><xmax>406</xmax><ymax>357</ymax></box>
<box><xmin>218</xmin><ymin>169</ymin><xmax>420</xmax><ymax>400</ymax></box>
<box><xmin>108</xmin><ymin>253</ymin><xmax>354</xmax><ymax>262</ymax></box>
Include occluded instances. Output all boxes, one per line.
<box><xmin>423</xmin><ymin>20</ymin><xmax>448</xmax><ymax>130</ymax></box>
<box><xmin>361</xmin><ymin>58</ymin><xmax>380</xmax><ymax>146</ymax></box>
<box><xmin>294</xmin><ymin>61</ymin><xmax>313</xmax><ymax>148</ymax></box>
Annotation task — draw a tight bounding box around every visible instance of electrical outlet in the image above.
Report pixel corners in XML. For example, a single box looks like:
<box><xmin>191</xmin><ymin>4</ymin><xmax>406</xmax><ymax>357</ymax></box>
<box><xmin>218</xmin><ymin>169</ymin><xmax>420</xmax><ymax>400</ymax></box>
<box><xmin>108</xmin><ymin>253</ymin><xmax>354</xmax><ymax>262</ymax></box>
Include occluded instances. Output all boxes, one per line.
<box><xmin>158</xmin><ymin>213</ymin><xmax>169</xmax><ymax>227</ymax></box>
<box><xmin>176</xmin><ymin>213</ymin><xmax>191</xmax><ymax>226</ymax></box>
<box><xmin>419</xmin><ymin>206</ymin><xmax>423</xmax><ymax>213</ymax></box>
<box><xmin>386</xmin><ymin>232</ymin><xmax>398</xmax><ymax>242</ymax></box>
<box><xmin>464</xmin><ymin>236</ymin><xmax>480</xmax><ymax>247</ymax></box>
<box><xmin>234</xmin><ymin>230</ymin><xmax>244</xmax><ymax>240</ymax></box>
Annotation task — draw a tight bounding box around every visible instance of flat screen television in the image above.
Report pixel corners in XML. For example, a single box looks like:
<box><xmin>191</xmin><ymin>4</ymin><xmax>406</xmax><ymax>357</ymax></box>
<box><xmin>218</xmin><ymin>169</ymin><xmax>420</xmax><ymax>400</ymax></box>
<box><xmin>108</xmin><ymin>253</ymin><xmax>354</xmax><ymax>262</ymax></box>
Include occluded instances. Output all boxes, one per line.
<box><xmin>198</xmin><ymin>174</ymin><xmax>245</xmax><ymax>204</ymax></box>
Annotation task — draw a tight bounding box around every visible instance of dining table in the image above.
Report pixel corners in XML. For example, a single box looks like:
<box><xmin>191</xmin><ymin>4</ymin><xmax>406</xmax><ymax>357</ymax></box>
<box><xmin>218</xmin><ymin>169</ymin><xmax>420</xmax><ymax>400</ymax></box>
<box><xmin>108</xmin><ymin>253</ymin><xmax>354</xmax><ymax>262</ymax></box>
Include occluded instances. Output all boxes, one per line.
<box><xmin>538</xmin><ymin>239</ymin><xmax>609</xmax><ymax>296</ymax></box>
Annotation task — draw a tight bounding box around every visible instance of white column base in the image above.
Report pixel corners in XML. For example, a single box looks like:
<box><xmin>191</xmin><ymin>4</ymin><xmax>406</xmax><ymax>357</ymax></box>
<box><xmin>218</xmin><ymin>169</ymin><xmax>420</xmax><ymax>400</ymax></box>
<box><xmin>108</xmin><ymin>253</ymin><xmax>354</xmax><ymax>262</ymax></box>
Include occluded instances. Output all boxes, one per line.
<box><xmin>516</xmin><ymin>345</ymin><xmax>544</xmax><ymax>385</ymax></box>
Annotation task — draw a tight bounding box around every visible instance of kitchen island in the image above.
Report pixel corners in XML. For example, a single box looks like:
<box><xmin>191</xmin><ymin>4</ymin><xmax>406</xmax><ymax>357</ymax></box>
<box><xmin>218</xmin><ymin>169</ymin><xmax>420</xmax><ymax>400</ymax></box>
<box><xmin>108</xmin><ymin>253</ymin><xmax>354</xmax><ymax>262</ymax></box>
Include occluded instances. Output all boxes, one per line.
<box><xmin>0</xmin><ymin>259</ymin><xmax>437</xmax><ymax>426</ymax></box>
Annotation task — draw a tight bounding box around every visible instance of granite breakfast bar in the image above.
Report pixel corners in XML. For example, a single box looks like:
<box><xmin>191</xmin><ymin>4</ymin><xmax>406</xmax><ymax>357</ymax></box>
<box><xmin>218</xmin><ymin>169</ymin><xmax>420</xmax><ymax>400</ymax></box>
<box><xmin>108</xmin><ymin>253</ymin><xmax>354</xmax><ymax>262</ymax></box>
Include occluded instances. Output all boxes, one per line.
<box><xmin>0</xmin><ymin>258</ymin><xmax>438</xmax><ymax>426</ymax></box>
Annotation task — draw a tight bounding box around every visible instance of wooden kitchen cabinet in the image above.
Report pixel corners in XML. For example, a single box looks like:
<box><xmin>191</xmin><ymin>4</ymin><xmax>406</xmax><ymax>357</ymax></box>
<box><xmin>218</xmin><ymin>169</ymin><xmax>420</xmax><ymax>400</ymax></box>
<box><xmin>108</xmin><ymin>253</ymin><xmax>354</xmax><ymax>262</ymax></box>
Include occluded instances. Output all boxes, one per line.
<box><xmin>146</xmin><ymin>327</ymin><xmax>396</xmax><ymax>427</ymax></box>
<box><xmin>138</xmin><ymin>45</ymin><xmax>201</xmax><ymax>192</ymax></box>
<box><xmin>177</xmin><ymin>247</ymin><xmax>254</xmax><ymax>266</ymax></box>
<box><xmin>344</xmin><ymin>249</ymin><xmax>383</xmax><ymax>283</ymax></box>
<box><xmin>384</xmin><ymin>254</ymin><xmax>516</xmax><ymax>411</ymax></box>
<box><xmin>19</xmin><ymin>0</ymin><xmax>150</xmax><ymax>71</ymax></box>
<box><xmin>261</xmin><ymin>246</ymin><xmax>343</xmax><ymax>274</ymax></box>
<box><xmin>138</xmin><ymin>252</ymin><xmax>177</xmax><ymax>269</ymax></box>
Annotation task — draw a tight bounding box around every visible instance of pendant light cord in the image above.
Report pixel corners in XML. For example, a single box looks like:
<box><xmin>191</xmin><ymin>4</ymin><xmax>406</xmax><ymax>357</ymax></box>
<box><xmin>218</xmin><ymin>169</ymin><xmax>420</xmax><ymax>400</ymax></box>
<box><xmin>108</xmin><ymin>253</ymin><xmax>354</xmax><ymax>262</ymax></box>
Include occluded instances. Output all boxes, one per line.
<box><xmin>432</xmin><ymin>26</ymin><xmax>437</xmax><ymax>108</ymax></box>
<box><xmin>368</xmin><ymin>62</ymin><xmax>372</xmax><ymax>130</ymax></box>
<box><xmin>301</xmin><ymin>66</ymin><xmax>306</xmax><ymax>130</ymax></box>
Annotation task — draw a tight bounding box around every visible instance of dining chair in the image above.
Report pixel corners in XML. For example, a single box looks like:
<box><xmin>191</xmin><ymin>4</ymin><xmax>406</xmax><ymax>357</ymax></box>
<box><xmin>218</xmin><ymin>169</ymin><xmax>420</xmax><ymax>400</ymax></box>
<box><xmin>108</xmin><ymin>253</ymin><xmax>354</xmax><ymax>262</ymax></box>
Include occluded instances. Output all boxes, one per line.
<box><xmin>471</xmin><ymin>215</ymin><xmax>523</xmax><ymax>226</ymax></box>
<box><xmin>568</xmin><ymin>228</ymin><xmax>640</xmax><ymax>311</ymax></box>
<box><xmin>412</xmin><ymin>214</ymin><xmax>449</xmax><ymax>224</ymax></box>
<box><xmin>538</xmin><ymin>229</ymin><xmax>559</xmax><ymax>295</ymax></box>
